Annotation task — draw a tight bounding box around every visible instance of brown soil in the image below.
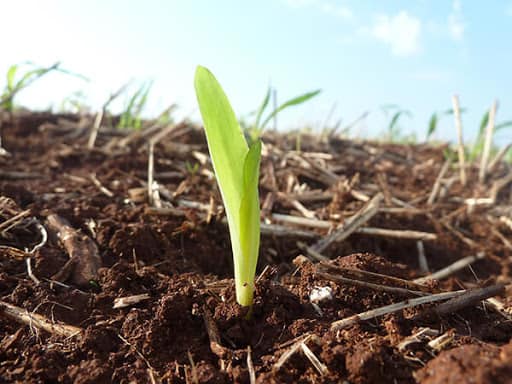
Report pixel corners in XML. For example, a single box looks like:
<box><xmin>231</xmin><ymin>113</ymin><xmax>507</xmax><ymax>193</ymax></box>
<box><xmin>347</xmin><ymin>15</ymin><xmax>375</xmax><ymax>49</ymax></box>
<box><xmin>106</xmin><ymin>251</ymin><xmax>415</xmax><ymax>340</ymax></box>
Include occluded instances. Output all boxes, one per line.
<box><xmin>0</xmin><ymin>111</ymin><xmax>511</xmax><ymax>383</ymax></box>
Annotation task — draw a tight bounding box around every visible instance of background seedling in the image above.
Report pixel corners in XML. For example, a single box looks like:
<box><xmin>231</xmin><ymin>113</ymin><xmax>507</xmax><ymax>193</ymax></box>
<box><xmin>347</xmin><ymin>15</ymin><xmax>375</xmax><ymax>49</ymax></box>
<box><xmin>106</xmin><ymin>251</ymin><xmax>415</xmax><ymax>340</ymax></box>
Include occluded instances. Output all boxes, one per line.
<box><xmin>245</xmin><ymin>85</ymin><xmax>321</xmax><ymax>143</ymax></box>
<box><xmin>194</xmin><ymin>65</ymin><xmax>262</xmax><ymax>307</ymax></box>
<box><xmin>0</xmin><ymin>61</ymin><xmax>86</xmax><ymax>112</ymax></box>
<box><xmin>118</xmin><ymin>81</ymin><xmax>153</xmax><ymax>130</ymax></box>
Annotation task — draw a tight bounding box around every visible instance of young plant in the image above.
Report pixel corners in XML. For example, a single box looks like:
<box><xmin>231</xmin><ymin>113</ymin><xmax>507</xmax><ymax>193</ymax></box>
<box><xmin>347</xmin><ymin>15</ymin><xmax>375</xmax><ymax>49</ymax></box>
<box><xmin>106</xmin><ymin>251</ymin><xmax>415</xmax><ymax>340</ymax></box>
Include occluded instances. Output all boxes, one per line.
<box><xmin>118</xmin><ymin>81</ymin><xmax>152</xmax><ymax>130</ymax></box>
<box><xmin>194</xmin><ymin>66</ymin><xmax>261</xmax><ymax>307</ymax></box>
<box><xmin>247</xmin><ymin>85</ymin><xmax>321</xmax><ymax>142</ymax></box>
<box><xmin>0</xmin><ymin>62</ymin><xmax>86</xmax><ymax>111</ymax></box>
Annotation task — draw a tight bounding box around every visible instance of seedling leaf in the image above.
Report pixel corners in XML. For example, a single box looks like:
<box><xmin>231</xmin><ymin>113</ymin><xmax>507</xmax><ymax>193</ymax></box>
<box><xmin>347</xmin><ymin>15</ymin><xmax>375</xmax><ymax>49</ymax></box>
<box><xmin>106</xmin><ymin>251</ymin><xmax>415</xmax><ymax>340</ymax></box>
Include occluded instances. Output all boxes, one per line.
<box><xmin>194</xmin><ymin>65</ymin><xmax>261</xmax><ymax>307</ymax></box>
<box><xmin>260</xmin><ymin>89</ymin><xmax>321</xmax><ymax>129</ymax></box>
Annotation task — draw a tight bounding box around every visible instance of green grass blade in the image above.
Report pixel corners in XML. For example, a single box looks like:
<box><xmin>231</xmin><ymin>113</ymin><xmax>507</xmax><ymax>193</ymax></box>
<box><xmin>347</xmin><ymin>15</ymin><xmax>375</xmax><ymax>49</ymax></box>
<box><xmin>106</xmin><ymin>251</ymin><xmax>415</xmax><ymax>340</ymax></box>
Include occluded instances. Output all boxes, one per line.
<box><xmin>496</xmin><ymin>121</ymin><xmax>512</xmax><ymax>131</ymax></box>
<box><xmin>254</xmin><ymin>86</ymin><xmax>271</xmax><ymax>130</ymax></box>
<box><xmin>260</xmin><ymin>89</ymin><xmax>321</xmax><ymax>129</ymax></box>
<box><xmin>194</xmin><ymin>66</ymin><xmax>248</xmax><ymax>216</ymax></box>
<box><xmin>6</xmin><ymin>65</ymin><xmax>17</xmax><ymax>92</ymax></box>
<box><xmin>238</xmin><ymin>140</ymin><xmax>261</xmax><ymax>306</ymax></box>
<box><xmin>427</xmin><ymin>113</ymin><xmax>438</xmax><ymax>140</ymax></box>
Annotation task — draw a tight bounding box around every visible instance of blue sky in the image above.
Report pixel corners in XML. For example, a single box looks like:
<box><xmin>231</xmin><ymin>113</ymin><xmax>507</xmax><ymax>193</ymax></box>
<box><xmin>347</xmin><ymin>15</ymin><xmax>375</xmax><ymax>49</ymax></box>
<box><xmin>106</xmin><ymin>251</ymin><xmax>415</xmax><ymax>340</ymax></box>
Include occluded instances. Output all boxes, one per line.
<box><xmin>1</xmin><ymin>0</ymin><xmax>511</xmax><ymax>142</ymax></box>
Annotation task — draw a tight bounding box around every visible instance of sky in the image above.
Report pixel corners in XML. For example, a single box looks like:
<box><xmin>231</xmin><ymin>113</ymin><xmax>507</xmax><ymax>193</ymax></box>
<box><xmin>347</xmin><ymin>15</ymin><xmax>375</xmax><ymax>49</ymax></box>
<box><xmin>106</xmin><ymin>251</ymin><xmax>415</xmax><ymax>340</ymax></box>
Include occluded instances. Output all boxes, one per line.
<box><xmin>1</xmin><ymin>0</ymin><xmax>511</xmax><ymax>143</ymax></box>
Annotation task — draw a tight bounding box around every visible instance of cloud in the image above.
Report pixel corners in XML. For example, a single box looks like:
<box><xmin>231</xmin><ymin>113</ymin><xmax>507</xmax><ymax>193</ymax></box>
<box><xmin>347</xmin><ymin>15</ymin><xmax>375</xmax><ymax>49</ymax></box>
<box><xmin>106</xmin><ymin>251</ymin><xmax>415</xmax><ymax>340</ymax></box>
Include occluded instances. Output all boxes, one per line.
<box><xmin>369</xmin><ymin>11</ymin><xmax>421</xmax><ymax>56</ymax></box>
<box><xmin>448</xmin><ymin>0</ymin><xmax>465</xmax><ymax>41</ymax></box>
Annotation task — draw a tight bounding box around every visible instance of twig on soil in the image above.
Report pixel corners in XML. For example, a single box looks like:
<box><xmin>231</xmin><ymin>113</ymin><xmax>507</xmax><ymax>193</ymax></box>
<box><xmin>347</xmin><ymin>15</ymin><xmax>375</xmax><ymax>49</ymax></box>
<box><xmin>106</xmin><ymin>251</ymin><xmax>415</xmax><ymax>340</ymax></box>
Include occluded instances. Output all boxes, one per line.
<box><xmin>428</xmin><ymin>332</ymin><xmax>454</xmax><ymax>352</ymax></box>
<box><xmin>319</xmin><ymin>261</ymin><xmax>432</xmax><ymax>293</ymax></box>
<box><xmin>431</xmin><ymin>283</ymin><xmax>505</xmax><ymax>316</ymax></box>
<box><xmin>479</xmin><ymin>99</ymin><xmax>498</xmax><ymax>182</ymax></box>
<box><xmin>147</xmin><ymin>124</ymin><xmax>183</xmax><ymax>207</ymax></box>
<box><xmin>47</xmin><ymin>214</ymin><xmax>102</xmax><ymax>287</ymax></box>
<box><xmin>330</xmin><ymin>290</ymin><xmax>466</xmax><ymax>331</ymax></box>
<box><xmin>113</xmin><ymin>293</ymin><xmax>151</xmax><ymax>309</ymax></box>
<box><xmin>356</xmin><ymin>227</ymin><xmax>437</xmax><ymax>241</ymax></box>
<box><xmin>277</xmin><ymin>192</ymin><xmax>316</xmax><ymax>219</ymax></box>
<box><xmin>202</xmin><ymin>305</ymin><xmax>227</xmax><ymax>358</ymax></box>
<box><xmin>0</xmin><ymin>300</ymin><xmax>82</xmax><ymax>338</ymax></box>
<box><xmin>25</xmin><ymin>257</ymin><xmax>40</xmax><ymax>285</ymax></box>
<box><xmin>87</xmin><ymin>82</ymin><xmax>129</xmax><ymax>149</ymax></box>
<box><xmin>488</xmin><ymin>143</ymin><xmax>512</xmax><ymax>174</ymax></box>
<box><xmin>144</xmin><ymin>206</ymin><xmax>186</xmax><ymax>217</ymax></box>
<box><xmin>452</xmin><ymin>95</ymin><xmax>466</xmax><ymax>186</ymax></box>
<box><xmin>247</xmin><ymin>346</ymin><xmax>256</xmax><ymax>384</ymax></box>
<box><xmin>397</xmin><ymin>327</ymin><xmax>439</xmax><ymax>352</ymax></box>
<box><xmin>117</xmin><ymin>333</ymin><xmax>158</xmax><ymax>376</ymax></box>
<box><xmin>274</xmin><ymin>334</ymin><xmax>312</xmax><ymax>372</ymax></box>
<box><xmin>427</xmin><ymin>159</ymin><xmax>451</xmax><ymax>205</ymax></box>
<box><xmin>260</xmin><ymin>223</ymin><xmax>317</xmax><ymax>239</ymax></box>
<box><xmin>0</xmin><ymin>170</ymin><xmax>42</xmax><ymax>179</ymax></box>
<box><xmin>187</xmin><ymin>352</ymin><xmax>200</xmax><ymax>384</ymax></box>
<box><xmin>413</xmin><ymin>252</ymin><xmax>485</xmax><ymax>284</ymax></box>
<box><xmin>0</xmin><ymin>209</ymin><xmax>31</xmax><ymax>234</ymax></box>
<box><xmin>301</xmin><ymin>342</ymin><xmax>328</xmax><ymax>376</ymax></box>
<box><xmin>89</xmin><ymin>173</ymin><xmax>114</xmax><ymax>197</ymax></box>
<box><xmin>297</xmin><ymin>241</ymin><xmax>330</xmax><ymax>262</ymax></box>
<box><xmin>311</xmin><ymin>193</ymin><xmax>383</xmax><ymax>253</ymax></box>
<box><xmin>417</xmin><ymin>240</ymin><xmax>429</xmax><ymax>273</ymax></box>
<box><xmin>316</xmin><ymin>271</ymin><xmax>428</xmax><ymax>297</ymax></box>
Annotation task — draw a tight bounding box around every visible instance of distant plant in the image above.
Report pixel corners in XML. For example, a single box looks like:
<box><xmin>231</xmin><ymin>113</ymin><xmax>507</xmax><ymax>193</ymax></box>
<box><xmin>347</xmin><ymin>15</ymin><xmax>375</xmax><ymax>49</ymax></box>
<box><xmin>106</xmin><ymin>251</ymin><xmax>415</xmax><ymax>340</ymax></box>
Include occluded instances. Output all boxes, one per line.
<box><xmin>381</xmin><ymin>104</ymin><xmax>412</xmax><ymax>142</ymax></box>
<box><xmin>468</xmin><ymin>110</ymin><xmax>512</xmax><ymax>161</ymax></box>
<box><xmin>0</xmin><ymin>62</ymin><xmax>86</xmax><ymax>112</ymax></box>
<box><xmin>60</xmin><ymin>90</ymin><xmax>90</xmax><ymax>114</ymax></box>
<box><xmin>195</xmin><ymin>65</ymin><xmax>261</xmax><ymax>307</ymax></box>
<box><xmin>246</xmin><ymin>85</ymin><xmax>321</xmax><ymax>143</ymax></box>
<box><xmin>117</xmin><ymin>81</ymin><xmax>152</xmax><ymax>130</ymax></box>
<box><xmin>426</xmin><ymin>107</ymin><xmax>466</xmax><ymax>141</ymax></box>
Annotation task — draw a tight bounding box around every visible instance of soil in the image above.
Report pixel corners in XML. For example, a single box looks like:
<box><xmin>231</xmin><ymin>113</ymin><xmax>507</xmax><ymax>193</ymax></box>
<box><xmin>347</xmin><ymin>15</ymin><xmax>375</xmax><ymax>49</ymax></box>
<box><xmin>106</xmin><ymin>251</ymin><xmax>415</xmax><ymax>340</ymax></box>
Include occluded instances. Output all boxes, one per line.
<box><xmin>0</xmin><ymin>111</ymin><xmax>511</xmax><ymax>383</ymax></box>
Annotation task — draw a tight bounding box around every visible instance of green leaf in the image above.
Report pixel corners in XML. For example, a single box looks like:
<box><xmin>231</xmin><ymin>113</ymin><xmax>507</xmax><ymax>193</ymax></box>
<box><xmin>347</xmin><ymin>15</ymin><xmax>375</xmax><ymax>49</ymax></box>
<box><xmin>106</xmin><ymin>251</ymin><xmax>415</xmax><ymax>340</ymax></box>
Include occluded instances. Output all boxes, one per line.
<box><xmin>427</xmin><ymin>113</ymin><xmax>438</xmax><ymax>140</ymax></box>
<box><xmin>238</xmin><ymin>140</ymin><xmax>261</xmax><ymax>306</ymax></box>
<box><xmin>260</xmin><ymin>89</ymin><xmax>321</xmax><ymax>129</ymax></box>
<box><xmin>195</xmin><ymin>65</ymin><xmax>261</xmax><ymax>306</ymax></box>
<box><xmin>194</xmin><ymin>66</ymin><xmax>248</xmax><ymax>218</ymax></box>
<box><xmin>6</xmin><ymin>65</ymin><xmax>17</xmax><ymax>92</ymax></box>
<box><xmin>254</xmin><ymin>86</ymin><xmax>271</xmax><ymax>130</ymax></box>
<box><xmin>496</xmin><ymin>120</ymin><xmax>512</xmax><ymax>131</ymax></box>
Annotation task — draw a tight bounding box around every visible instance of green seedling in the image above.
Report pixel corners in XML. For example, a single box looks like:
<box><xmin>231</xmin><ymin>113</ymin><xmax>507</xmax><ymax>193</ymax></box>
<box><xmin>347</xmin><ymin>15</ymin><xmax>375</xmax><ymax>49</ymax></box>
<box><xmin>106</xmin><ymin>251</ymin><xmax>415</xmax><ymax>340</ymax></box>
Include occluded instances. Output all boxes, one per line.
<box><xmin>247</xmin><ymin>85</ymin><xmax>321</xmax><ymax>142</ymax></box>
<box><xmin>194</xmin><ymin>66</ymin><xmax>262</xmax><ymax>307</ymax></box>
<box><xmin>469</xmin><ymin>110</ymin><xmax>512</xmax><ymax>161</ymax></box>
<box><xmin>427</xmin><ymin>107</ymin><xmax>466</xmax><ymax>141</ymax></box>
<box><xmin>118</xmin><ymin>81</ymin><xmax>152</xmax><ymax>130</ymax></box>
<box><xmin>381</xmin><ymin>104</ymin><xmax>412</xmax><ymax>142</ymax></box>
<box><xmin>0</xmin><ymin>62</ymin><xmax>86</xmax><ymax>112</ymax></box>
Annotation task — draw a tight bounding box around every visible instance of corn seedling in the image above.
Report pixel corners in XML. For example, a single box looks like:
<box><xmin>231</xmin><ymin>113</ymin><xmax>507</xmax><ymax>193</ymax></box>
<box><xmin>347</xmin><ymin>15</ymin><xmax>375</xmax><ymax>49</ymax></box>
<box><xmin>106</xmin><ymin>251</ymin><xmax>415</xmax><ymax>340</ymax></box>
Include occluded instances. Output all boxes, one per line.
<box><xmin>247</xmin><ymin>85</ymin><xmax>321</xmax><ymax>143</ymax></box>
<box><xmin>426</xmin><ymin>107</ymin><xmax>466</xmax><ymax>142</ymax></box>
<box><xmin>469</xmin><ymin>110</ymin><xmax>512</xmax><ymax>161</ymax></box>
<box><xmin>0</xmin><ymin>62</ymin><xmax>87</xmax><ymax>112</ymax></box>
<box><xmin>194</xmin><ymin>66</ymin><xmax>262</xmax><ymax>307</ymax></box>
<box><xmin>118</xmin><ymin>81</ymin><xmax>152</xmax><ymax>130</ymax></box>
<box><xmin>381</xmin><ymin>104</ymin><xmax>412</xmax><ymax>142</ymax></box>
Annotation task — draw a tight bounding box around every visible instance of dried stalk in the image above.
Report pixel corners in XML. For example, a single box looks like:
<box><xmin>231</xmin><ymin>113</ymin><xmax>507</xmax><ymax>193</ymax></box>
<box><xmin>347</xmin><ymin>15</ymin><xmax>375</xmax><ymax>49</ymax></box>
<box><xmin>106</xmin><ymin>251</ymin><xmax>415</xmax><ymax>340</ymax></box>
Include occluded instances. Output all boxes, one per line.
<box><xmin>331</xmin><ymin>290</ymin><xmax>466</xmax><ymax>331</ymax></box>
<box><xmin>312</xmin><ymin>193</ymin><xmax>382</xmax><ymax>253</ymax></box>
<box><xmin>316</xmin><ymin>271</ymin><xmax>427</xmax><ymax>297</ymax></box>
<box><xmin>427</xmin><ymin>159</ymin><xmax>451</xmax><ymax>205</ymax></box>
<box><xmin>452</xmin><ymin>95</ymin><xmax>466</xmax><ymax>185</ymax></box>
<box><xmin>432</xmin><ymin>284</ymin><xmax>505</xmax><ymax>316</ymax></box>
<box><xmin>414</xmin><ymin>252</ymin><xmax>485</xmax><ymax>284</ymax></box>
<box><xmin>479</xmin><ymin>100</ymin><xmax>497</xmax><ymax>182</ymax></box>
<box><xmin>356</xmin><ymin>227</ymin><xmax>436</xmax><ymax>241</ymax></box>
<box><xmin>113</xmin><ymin>293</ymin><xmax>151</xmax><ymax>309</ymax></box>
<box><xmin>417</xmin><ymin>240</ymin><xmax>429</xmax><ymax>273</ymax></box>
<box><xmin>0</xmin><ymin>301</ymin><xmax>82</xmax><ymax>338</ymax></box>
